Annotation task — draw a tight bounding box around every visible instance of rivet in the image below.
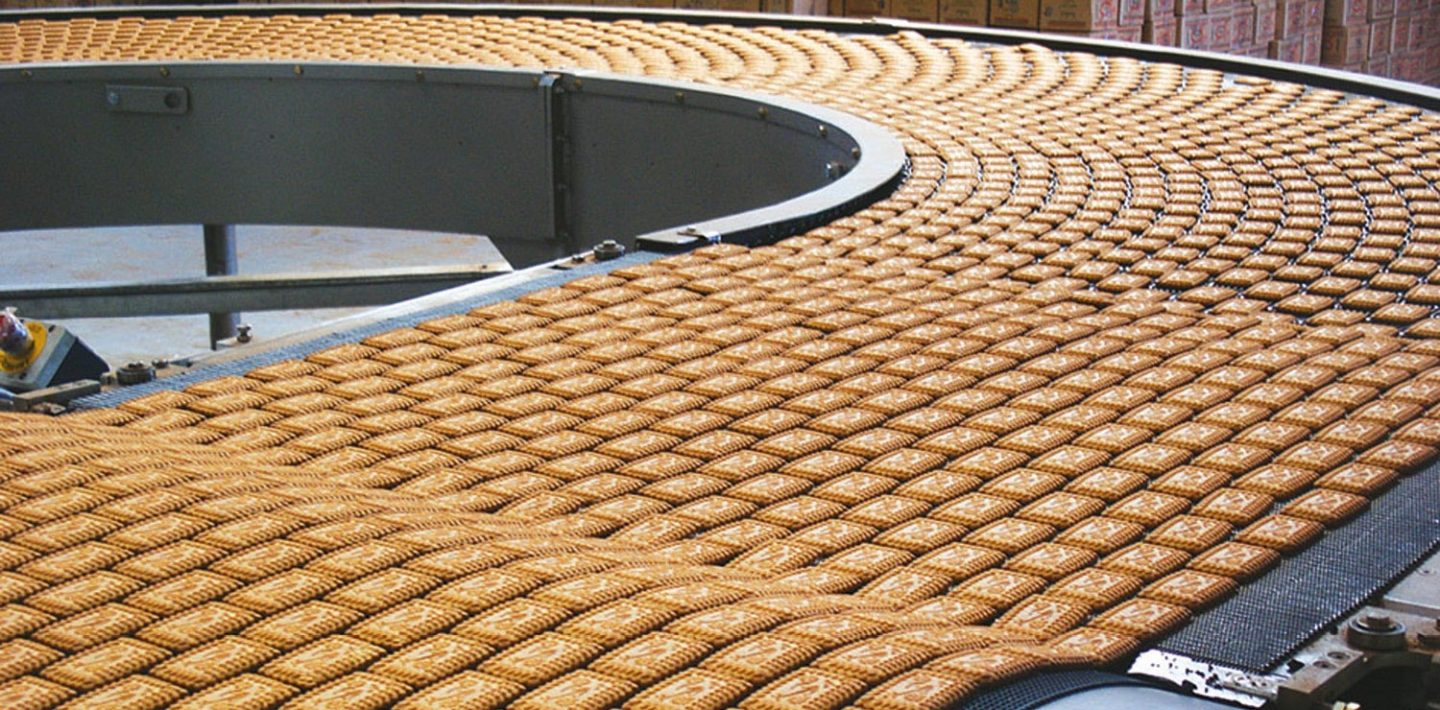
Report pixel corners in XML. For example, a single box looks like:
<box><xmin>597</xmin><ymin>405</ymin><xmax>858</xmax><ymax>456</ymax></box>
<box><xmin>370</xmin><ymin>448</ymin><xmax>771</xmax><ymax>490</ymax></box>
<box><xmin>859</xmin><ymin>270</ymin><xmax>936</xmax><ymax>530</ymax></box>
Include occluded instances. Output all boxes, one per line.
<box><xmin>818</xmin><ymin>124</ymin><xmax>829</xmax><ymax>137</ymax></box>
<box><xmin>293</xmin><ymin>65</ymin><xmax>304</xmax><ymax>76</ymax></box>
<box><xmin>757</xmin><ymin>107</ymin><xmax>769</xmax><ymax>119</ymax></box>
<box><xmin>675</xmin><ymin>91</ymin><xmax>686</xmax><ymax>103</ymax></box>
<box><xmin>159</xmin><ymin>67</ymin><xmax>170</xmax><ymax>78</ymax></box>
<box><xmin>851</xmin><ymin>146</ymin><xmax>861</xmax><ymax>159</ymax></box>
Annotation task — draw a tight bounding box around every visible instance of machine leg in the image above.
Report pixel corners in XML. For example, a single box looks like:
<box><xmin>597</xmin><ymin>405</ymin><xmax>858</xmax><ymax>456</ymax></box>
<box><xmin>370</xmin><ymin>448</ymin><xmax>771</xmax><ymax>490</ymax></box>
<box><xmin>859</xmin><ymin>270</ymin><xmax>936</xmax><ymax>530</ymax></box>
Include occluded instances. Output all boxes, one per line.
<box><xmin>203</xmin><ymin>224</ymin><xmax>239</xmax><ymax>348</ymax></box>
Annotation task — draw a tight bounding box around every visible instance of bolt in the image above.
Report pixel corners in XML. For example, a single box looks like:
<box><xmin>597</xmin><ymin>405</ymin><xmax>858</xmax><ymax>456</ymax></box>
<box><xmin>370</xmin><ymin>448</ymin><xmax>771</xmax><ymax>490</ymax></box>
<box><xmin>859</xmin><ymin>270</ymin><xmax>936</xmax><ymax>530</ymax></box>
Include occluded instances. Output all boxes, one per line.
<box><xmin>20</xmin><ymin>69</ymin><xmax>32</xmax><ymax>79</ymax></box>
<box><xmin>593</xmin><ymin>240</ymin><xmax>626</xmax><ymax>262</ymax></box>
<box><xmin>115</xmin><ymin>361</ymin><xmax>156</xmax><ymax>386</ymax></box>
<box><xmin>236</xmin><ymin>324</ymin><xmax>253</xmax><ymax>344</ymax></box>
<box><xmin>293</xmin><ymin>65</ymin><xmax>304</xmax><ymax>76</ymax></box>
<box><xmin>674</xmin><ymin>91</ymin><xmax>685</xmax><ymax>103</ymax></box>
<box><xmin>107</xmin><ymin>91</ymin><xmax>121</xmax><ymax>106</ymax></box>
<box><xmin>851</xmin><ymin>146</ymin><xmax>862</xmax><ymax>159</ymax></box>
<box><xmin>757</xmin><ymin>107</ymin><xmax>768</xmax><ymax>119</ymax></box>
<box><xmin>159</xmin><ymin>67</ymin><xmax>170</xmax><ymax>78</ymax></box>
<box><xmin>818</xmin><ymin>124</ymin><xmax>829</xmax><ymax>137</ymax></box>
<box><xmin>1357</xmin><ymin>613</ymin><xmax>1396</xmax><ymax>632</ymax></box>
<box><xmin>415</xmin><ymin>69</ymin><xmax>425</xmax><ymax>82</ymax></box>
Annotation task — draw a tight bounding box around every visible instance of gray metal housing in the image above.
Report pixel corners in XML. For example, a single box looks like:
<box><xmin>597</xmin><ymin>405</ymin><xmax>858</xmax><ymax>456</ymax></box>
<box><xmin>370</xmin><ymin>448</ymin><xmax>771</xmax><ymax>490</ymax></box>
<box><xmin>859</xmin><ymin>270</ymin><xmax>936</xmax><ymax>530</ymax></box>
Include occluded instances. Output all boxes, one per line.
<box><xmin>0</xmin><ymin>61</ymin><xmax>905</xmax><ymax>270</ymax></box>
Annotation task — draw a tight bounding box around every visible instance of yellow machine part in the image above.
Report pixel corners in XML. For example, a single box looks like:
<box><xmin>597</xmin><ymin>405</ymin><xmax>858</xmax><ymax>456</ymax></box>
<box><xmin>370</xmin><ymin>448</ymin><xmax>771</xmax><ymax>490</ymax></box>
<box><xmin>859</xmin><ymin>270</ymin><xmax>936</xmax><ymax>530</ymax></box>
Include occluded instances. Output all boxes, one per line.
<box><xmin>0</xmin><ymin>321</ymin><xmax>46</xmax><ymax>374</ymax></box>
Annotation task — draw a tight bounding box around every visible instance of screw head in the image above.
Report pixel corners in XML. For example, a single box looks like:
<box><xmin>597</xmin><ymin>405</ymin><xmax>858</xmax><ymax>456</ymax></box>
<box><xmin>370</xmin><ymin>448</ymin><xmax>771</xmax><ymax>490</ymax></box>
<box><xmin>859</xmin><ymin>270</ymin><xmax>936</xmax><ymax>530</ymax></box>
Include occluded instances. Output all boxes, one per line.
<box><xmin>1358</xmin><ymin>613</ymin><xmax>1396</xmax><ymax>632</ymax></box>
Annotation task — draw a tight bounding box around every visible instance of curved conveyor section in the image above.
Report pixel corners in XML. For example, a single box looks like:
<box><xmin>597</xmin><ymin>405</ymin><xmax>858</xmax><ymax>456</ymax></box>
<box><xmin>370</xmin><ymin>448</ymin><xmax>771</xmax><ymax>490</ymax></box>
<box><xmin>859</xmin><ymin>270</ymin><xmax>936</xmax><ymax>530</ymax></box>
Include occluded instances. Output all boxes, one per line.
<box><xmin>0</xmin><ymin>8</ymin><xmax>1439</xmax><ymax>710</ymax></box>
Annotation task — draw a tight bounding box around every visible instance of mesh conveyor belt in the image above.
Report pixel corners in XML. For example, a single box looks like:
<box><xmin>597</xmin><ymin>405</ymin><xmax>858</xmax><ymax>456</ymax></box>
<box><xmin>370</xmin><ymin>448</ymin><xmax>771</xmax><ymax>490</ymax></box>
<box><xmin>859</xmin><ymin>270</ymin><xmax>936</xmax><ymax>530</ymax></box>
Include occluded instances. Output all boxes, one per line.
<box><xmin>3</xmin><ymin>10</ymin><xmax>1440</xmax><ymax>710</ymax></box>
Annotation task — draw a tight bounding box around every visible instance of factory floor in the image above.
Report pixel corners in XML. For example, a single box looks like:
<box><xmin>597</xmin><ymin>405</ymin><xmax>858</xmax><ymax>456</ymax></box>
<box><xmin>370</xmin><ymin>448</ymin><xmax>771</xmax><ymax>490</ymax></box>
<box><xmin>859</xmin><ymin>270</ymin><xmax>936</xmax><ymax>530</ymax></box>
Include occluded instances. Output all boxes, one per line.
<box><xmin>0</xmin><ymin>225</ymin><xmax>503</xmax><ymax>369</ymax></box>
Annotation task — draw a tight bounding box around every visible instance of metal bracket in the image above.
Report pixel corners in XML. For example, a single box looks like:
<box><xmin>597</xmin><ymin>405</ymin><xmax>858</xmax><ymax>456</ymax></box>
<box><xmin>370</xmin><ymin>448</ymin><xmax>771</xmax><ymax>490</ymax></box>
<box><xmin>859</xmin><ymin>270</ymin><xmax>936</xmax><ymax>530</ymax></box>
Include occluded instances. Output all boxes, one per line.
<box><xmin>1272</xmin><ymin>607</ymin><xmax>1440</xmax><ymax>710</ymax></box>
<box><xmin>542</xmin><ymin>72</ymin><xmax>575</xmax><ymax>256</ymax></box>
<box><xmin>636</xmin><ymin>226</ymin><xmax>722</xmax><ymax>252</ymax></box>
<box><xmin>104</xmin><ymin>84</ymin><xmax>188</xmax><ymax>114</ymax></box>
<box><xmin>1134</xmin><ymin>605</ymin><xmax>1440</xmax><ymax>710</ymax></box>
<box><xmin>0</xmin><ymin>379</ymin><xmax>101</xmax><ymax>413</ymax></box>
<box><xmin>1129</xmin><ymin>650</ymin><xmax>1283</xmax><ymax>707</ymax></box>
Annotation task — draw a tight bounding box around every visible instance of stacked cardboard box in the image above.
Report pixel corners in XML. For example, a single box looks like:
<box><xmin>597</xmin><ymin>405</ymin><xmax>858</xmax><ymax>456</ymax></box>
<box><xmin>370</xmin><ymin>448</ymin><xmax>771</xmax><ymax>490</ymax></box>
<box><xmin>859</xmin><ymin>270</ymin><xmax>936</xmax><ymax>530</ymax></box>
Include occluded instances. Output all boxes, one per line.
<box><xmin>1144</xmin><ymin>0</ymin><xmax>1178</xmax><ymax>44</ymax></box>
<box><xmin>1267</xmin><ymin>0</ymin><xmax>1325</xmax><ymax>62</ymax></box>
<box><xmin>835</xmin><ymin>0</ymin><xmax>884</xmax><ymax>15</ymax></box>
<box><xmin>1035</xmin><ymin>0</ymin><xmax>1145</xmax><ymax>39</ymax></box>
<box><xmin>1322</xmin><ymin>0</ymin><xmax>1437</xmax><ymax>81</ymax></box>
<box><xmin>942</xmin><ymin>0</ymin><xmax>989</xmax><ymax>24</ymax></box>
<box><xmin>1164</xmin><ymin>0</ymin><xmax>1274</xmax><ymax>52</ymax></box>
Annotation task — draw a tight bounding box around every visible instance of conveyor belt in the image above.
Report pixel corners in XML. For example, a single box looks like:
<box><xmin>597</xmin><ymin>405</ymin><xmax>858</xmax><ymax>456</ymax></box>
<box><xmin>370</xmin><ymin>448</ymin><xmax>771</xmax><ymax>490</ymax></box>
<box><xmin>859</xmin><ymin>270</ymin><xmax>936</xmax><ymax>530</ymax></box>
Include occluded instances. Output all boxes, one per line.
<box><xmin>3</xmin><ymin>10</ymin><xmax>1440</xmax><ymax>710</ymax></box>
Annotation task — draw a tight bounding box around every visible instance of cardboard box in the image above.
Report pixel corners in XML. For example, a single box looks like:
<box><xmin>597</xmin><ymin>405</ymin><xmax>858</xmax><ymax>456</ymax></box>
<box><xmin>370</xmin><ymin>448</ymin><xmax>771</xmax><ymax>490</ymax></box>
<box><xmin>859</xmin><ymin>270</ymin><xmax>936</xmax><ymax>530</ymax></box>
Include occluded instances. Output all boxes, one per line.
<box><xmin>1040</xmin><ymin>0</ymin><xmax>1119</xmax><ymax>28</ymax></box>
<box><xmin>1276</xmin><ymin>0</ymin><xmax>1315</xmax><ymax>35</ymax></box>
<box><xmin>1270</xmin><ymin>36</ymin><xmax>1304</xmax><ymax>60</ymax></box>
<box><xmin>1232</xmin><ymin>5</ymin><xmax>1255</xmax><ymax>46</ymax></box>
<box><xmin>843</xmin><ymin>0</ymin><xmax>886</xmax><ymax>15</ymax></box>
<box><xmin>1369</xmin><ymin>18</ymin><xmax>1393</xmax><ymax>54</ymax></box>
<box><xmin>764</xmin><ymin>0</ymin><xmax>828</xmax><ymax>13</ymax></box>
<box><xmin>992</xmin><ymin>0</ymin><xmax>1042</xmax><ymax>26</ymax></box>
<box><xmin>1116</xmin><ymin>23</ymin><xmax>1144</xmax><ymax>39</ymax></box>
<box><xmin>1406</xmin><ymin>14</ymin><xmax>1425</xmax><ymax>49</ymax></box>
<box><xmin>1388</xmin><ymin>15</ymin><xmax>1409</xmax><ymax>50</ymax></box>
<box><xmin>940</xmin><ymin>0</ymin><xmax>989</xmax><ymax>22</ymax></box>
<box><xmin>1145</xmin><ymin>0</ymin><xmax>1175</xmax><ymax>19</ymax></box>
<box><xmin>1120</xmin><ymin>0</ymin><xmax>1146</xmax><ymax>24</ymax></box>
<box><xmin>1302</xmin><ymin>26</ymin><xmax>1324</xmax><ymax>60</ymax></box>
<box><xmin>1322</xmin><ymin>23</ymin><xmax>1370</xmax><ymax>61</ymax></box>
<box><xmin>1145</xmin><ymin>17</ymin><xmax>1179</xmax><ymax>41</ymax></box>
<box><xmin>675</xmin><ymin>0</ymin><xmax>755</xmax><ymax>8</ymax></box>
<box><xmin>888</xmin><ymin>0</ymin><xmax>938</xmax><ymax>19</ymax></box>
<box><xmin>1209</xmin><ymin>7</ymin><xmax>1235</xmax><ymax>44</ymax></box>
<box><xmin>1254</xmin><ymin>0</ymin><xmax>1277</xmax><ymax>39</ymax></box>
<box><xmin>1369</xmin><ymin>0</ymin><xmax>1396</xmax><ymax>18</ymax></box>
<box><xmin>1179</xmin><ymin>12</ymin><xmax>1211</xmax><ymax>45</ymax></box>
<box><xmin>1324</xmin><ymin>0</ymin><xmax>1369</xmax><ymax>26</ymax></box>
<box><xmin>1204</xmin><ymin>0</ymin><xmax>1230</xmax><ymax>12</ymax></box>
<box><xmin>1362</xmin><ymin>52</ymin><xmax>1390</xmax><ymax>72</ymax></box>
<box><xmin>1176</xmin><ymin>0</ymin><xmax>1205</xmax><ymax>16</ymax></box>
